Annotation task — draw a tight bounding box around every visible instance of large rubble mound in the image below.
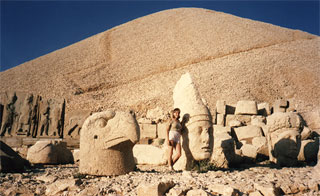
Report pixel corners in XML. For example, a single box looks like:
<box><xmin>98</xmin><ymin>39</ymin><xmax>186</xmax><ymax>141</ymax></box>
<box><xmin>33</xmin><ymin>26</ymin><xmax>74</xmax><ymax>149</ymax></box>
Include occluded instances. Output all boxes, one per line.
<box><xmin>0</xmin><ymin>8</ymin><xmax>319</xmax><ymax>116</ymax></box>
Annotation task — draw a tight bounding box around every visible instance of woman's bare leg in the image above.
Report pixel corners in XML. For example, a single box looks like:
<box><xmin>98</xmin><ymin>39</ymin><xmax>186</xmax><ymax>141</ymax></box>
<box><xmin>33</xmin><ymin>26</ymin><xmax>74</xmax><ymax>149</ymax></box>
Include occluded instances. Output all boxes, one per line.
<box><xmin>168</xmin><ymin>141</ymin><xmax>174</xmax><ymax>169</ymax></box>
<box><xmin>172</xmin><ymin>142</ymin><xmax>181</xmax><ymax>165</ymax></box>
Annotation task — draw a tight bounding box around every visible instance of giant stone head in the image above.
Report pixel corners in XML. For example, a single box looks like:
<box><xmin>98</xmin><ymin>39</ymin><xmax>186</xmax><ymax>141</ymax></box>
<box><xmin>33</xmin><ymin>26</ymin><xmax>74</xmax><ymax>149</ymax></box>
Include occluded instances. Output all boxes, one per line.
<box><xmin>79</xmin><ymin>109</ymin><xmax>139</xmax><ymax>176</ymax></box>
<box><xmin>173</xmin><ymin>73</ymin><xmax>213</xmax><ymax>167</ymax></box>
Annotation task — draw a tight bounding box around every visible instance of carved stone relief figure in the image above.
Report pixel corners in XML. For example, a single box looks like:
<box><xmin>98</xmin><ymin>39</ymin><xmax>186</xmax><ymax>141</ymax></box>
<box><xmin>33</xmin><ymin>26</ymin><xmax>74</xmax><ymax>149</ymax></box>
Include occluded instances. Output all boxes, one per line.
<box><xmin>1</xmin><ymin>92</ymin><xmax>18</xmax><ymax>136</ymax></box>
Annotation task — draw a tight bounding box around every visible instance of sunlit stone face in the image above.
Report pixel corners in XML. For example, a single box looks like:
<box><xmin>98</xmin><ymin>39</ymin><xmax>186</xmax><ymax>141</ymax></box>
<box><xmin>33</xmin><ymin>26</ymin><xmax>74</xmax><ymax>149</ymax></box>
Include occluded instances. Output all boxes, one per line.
<box><xmin>187</xmin><ymin>120</ymin><xmax>212</xmax><ymax>160</ymax></box>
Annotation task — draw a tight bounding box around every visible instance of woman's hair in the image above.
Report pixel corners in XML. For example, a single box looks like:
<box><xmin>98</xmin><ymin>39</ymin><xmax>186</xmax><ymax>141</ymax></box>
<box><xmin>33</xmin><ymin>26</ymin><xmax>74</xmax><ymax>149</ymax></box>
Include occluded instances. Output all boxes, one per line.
<box><xmin>171</xmin><ymin>108</ymin><xmax>181</xmax><ymax>119</ymax></box>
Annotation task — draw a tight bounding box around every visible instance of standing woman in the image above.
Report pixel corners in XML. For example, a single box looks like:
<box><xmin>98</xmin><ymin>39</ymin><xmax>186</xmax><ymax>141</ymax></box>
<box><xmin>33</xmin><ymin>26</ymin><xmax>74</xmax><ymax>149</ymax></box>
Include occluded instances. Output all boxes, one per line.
<box><xmin>166</xmin><ymin>108</ymin><xmax>183</xmax><ymax>170</ymax></box>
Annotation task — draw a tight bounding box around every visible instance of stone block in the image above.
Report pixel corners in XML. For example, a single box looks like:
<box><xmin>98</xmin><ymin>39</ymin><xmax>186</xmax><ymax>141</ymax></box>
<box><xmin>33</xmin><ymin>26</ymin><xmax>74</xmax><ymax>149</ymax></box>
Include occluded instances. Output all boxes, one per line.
<box><xmin>216</xmin><ymin>114</ymin><xmax>225</xmax><ymax>126</ymax></box>
<box><xmin>211</xmin><ymin>126</ymin><xmax>235</xmax><ymax>168</ymax></box>
<box><xmin>241</xmin><ymin>144</ymin><xmax>258</xmax><ymax>159</ymax></box>
<box><xmin>228</xmin><ymin>120</ymin><xmax>242</xmax><ymax>127</ymax></box>
<box><xmin>27</xmin><ymin>140</ymin><xmax>73</xmax><ymax>164</ymax></box>
<box><xmin>167</xmin><ymin>186</ymin><xmax>189</xmax><ymax>196</ymax></box>
<box><xmin>235</xmin><ymin>100</ymin><xmax>257</xmax><ymax>115</ymax></box>
<box><xmin>252</xmin><ymin>136</ymin><xmax>268</xmax><ymax>156</ymax></box>
<box><xmin>226</xmin><ymin>115</ymin><xmax>251</xmax><ymax>126</ymax></box>
<box><xmin>273</xmin><ymin>99</ymin><xmax>288</xmax><ymax>113</ymax></box>
<box><xmin>157</xmin><ymin>122</ymin><xmax>169</xmax><ymax>139</ymax></box>
<box><xmin>0</xmin><ymin>141</ymin><xmax>30</xmax><ymax>172</ymax></box>
<box><xmin>301</xmin><ymin>126</ymin><xmax>312</xmax><ymax>140</ymax></box>
<box><xmin>251</xmin><ymin>115</ymin><xmax>266</xmax><ymax>127</ymax></box>
<box><xmin>216</xmin><ymin>100</ymin><xmax>226</xmax><ymax>114</ymax></box>
<box><xmin>257</xmin><ymin>102</ymin><xmax>271</xmax><ymax>116</ymax></box>
<box><xmin>213</xmin><ymin>125</ymin><xmax>231</xmax><ymax>134</ymax></box>
<box><xmin>186</xmin><ymin>189</ymin><xmax>211</xmax><ymax>196</ymax></box>
<box><xmin>299</xmin><ymin>110</ymin><xmax>320</xmax><ymax>131</ymax></box>
<box><xmin>254</xmin><ymin>183</ymin><xmax>282</xmax><ymax>196</ymax></box>
<box><xmin>133</xmin><ymin>144</ymin><xmax>167</xmax><ymax>165</ymax></box>
<box><xmin>208</xmin><ymin>184</ymin><xmax>239</xmax><ymax>196</ymax></box>
<box><xmin>298</xmin><ymin>139</ymin><xmax>319</xmax><ymax>162</ymax></box>
<box><xmin>72</xmin><ymin>149</ymin><xmax>80</xmax><ymax>163</ymax></box>
<box><xmin>137</xmin><ymin>180</ymin><xmax>175</xmax><ymax>196</ymax></box>
<box><xmin>139</xmin><ymin>123</ymin><xmax>157</xmax><ymax>139</ymax></box>
<box><xmin>234</xmin><ymin>125</ymin><xmax>263</xmax><ymax>141</ymax></box>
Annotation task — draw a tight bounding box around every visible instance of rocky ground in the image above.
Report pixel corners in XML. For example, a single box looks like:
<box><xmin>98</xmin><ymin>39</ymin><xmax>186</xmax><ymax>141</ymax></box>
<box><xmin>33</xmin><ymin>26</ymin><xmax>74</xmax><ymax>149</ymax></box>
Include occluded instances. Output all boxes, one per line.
<box><xmin>0</xmin><ymin>162</ymin><xmax>319</xmax><ymax>196</ymax></box>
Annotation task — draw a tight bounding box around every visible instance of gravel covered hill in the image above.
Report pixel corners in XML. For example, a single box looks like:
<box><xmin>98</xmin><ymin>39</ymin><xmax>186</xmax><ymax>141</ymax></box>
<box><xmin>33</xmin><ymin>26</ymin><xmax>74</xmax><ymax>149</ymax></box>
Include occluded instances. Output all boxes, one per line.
<box><xmin>1</xmin><ymin>8</ymin><xmax>319</xmax><ymax>115</ymax></box>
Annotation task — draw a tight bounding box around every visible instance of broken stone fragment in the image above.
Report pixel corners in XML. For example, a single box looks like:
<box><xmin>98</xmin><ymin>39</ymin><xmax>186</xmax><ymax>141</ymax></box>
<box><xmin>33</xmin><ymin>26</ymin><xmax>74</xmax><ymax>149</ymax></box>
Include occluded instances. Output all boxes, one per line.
<box><xmin>235</xmin><ymin>100</ymin><xmax>258</xmax><ymax>115</ymax></box>
<box><xmin>136</xmin><ymin>180</ymin><xmax>175</xmax><ymax>196</ymax></box>
<box><xmin>234</xmin><ymin>125</ymin><xmax>263</xmax><ymax>141</ymax></box>
<box><xmin>27</xmin><ymin>140</ymin><xmax>73</xmax><ymax>164</ymax></box>
<box><xmin>133</xmin><ymin>144</ymin><xmax>167</xmax><ymax>165</ymax></box>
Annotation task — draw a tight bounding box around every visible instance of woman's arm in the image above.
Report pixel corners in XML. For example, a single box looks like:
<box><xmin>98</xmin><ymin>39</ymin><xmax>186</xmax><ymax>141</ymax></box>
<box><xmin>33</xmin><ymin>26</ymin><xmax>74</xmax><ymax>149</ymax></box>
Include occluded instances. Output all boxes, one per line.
<box><xmin>166</xmin><ymin>120</ymin><xmax>172</xmax><ymax>145</ymax></box>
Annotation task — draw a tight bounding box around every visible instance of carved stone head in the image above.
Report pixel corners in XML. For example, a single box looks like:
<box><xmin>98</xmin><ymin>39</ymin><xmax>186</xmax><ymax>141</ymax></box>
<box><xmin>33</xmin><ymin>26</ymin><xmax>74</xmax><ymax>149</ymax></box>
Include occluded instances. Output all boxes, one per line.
<box><xmin>267</xmin><ymin>112</ymin><xmax>302</xmax><ymax>166</ymax></box>
<box><xmin>173</xmin><ymin>73</ymin><xmax>213</xmax><ymax>170</ymax></box>
<box><xmin>185</xmin><ymin>118</ymin><xmax>212</xmax><ymax>160</ymax></box>
<box><xmin>80</xmin><ymin>109</ymin><xmax>140</xmax><ymax>175</ymax></box>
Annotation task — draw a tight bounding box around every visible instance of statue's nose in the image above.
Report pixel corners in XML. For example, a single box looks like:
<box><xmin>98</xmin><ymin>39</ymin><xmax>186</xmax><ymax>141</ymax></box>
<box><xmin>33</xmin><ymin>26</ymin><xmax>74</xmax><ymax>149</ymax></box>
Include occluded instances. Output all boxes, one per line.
<box><xmin>201</xmin><ymin>128</ymin><xmax>210</xmax><ymax>144</ymax></box>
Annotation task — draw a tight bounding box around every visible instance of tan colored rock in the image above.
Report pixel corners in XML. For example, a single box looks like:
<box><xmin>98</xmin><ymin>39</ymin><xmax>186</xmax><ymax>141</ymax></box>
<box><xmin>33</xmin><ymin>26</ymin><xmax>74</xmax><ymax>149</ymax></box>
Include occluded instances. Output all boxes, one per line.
<box><xmin>186</xmin><ymin>189</ymin><xmax>211</xmax><ymax>196</ymax></box>
<box><xmin>216</xmin><ymin>113</ymin><xmax>225</xmax><ymax>126</ymax></box>
<box><xmin>266</xmin><ymin>112</ymin><xmax>302</xmax><ymax>166</ymax></box>
<box><xmin>72</xmin><ymin>149</ymin><xmax>80</xmax><ymax>163</ymax></box>
<box><xmin>36</xmin><ymin>175</ymin><xmax>58</xmax><ymax>184</ymax></box>
<box><xmin>146</xmin><ymin>106</ymin><xmax>167</xmax><ymax>122</ymax></box>
<box><xmin>226</xmin><ymin>115</ymin><xmax>251</xmax><ymax>126</ymax></box>
<box><xmin>301</xmin><ymin>126</ymin><xmax>312</xmax><ymax>140</ymax></box>
<box><xmin>300</xmin><ymin>109</ymin><xmax>320</xmax><ymax>132</ymax></box>
<box><xmin>216</xmin><ymin>100</ymin><xmax>226</xmax><ymax>114</ymax></box>
<box><xmin>273</xmin><ymin>99</ymin><xmax>288</xmax><ymax>113</ymax></box>
<box><xmin>298</xmin><ymin>139</ymin><xmax>319</xmax><ymax>162</ymax></box>
<box><xmin>133</xmin><ymin>144</ymin><xmax>167</xmax><ymax>165</ymax></box>
<box><xmin>139</xmin><ymin>123</ymin><xmax>157</xmax><ymax>139</ymax></box>
<box><xmin>241</xmin><ymin>144</ymin><xmax>258</xmax><ymax>159</ymax></box>
<box><xmin>27</xmin><ymin>140</ymin><xmax>73</xmax><ymax>164</ymax></box>
<box><xmin>79</xmin><ymin>109</ymin><xmax>139</xmax><ymax>176</ymax></box>
<box><xmin>251</xmin><ymin>115</ymin><xmax>266</xmax><ymax>127</ymax></box>
<box><xmin>228</xmin><ymin>119</ymin><xmax>242</xmax><ymax>127</ymax></box>
<box><xmin>234</xmin><ymin>125</ymin><xmax>263</xmax><ymax>141</ymax></box>
<box><xmin>173</xmin><ymin>73</ymin><xmax>212</xmax><ymax>170</ymax></box>
<box><xmin>45</xmin><ymin>179</ymin><xmax>77</xmax><ymax>196</ymax></box>
<box><xmin>235</xmin><ymin>100</ymin><xmax>258</xmax><ymax>115</ymax></box>
<box><xmin>167</xmin><ymin>186</ymin><xmax>189</xmax><ymax>196</ymax></box>
<box><xmin>252</xmin><ymin>136</ymin><xmax>269</xmax><ymax>156</ymax></box>
<box><xmin>249</xmin><ymin>191</ymin><xmax>263</xmax><ymax>196</ymax></box>
<box><xmin>157</xmin><ymin>122</ymin><xmax>168</xmax><ymax>139</ymax></box>
<box><xmin>137</xmin><ymin>180</ymin><xmax>175</xmax><ymax>196</ymax></box>
<box><xmin>257</xmin><ymin>102</ymin><xmax>271</xmax><ymax>116</ymax></box>
<box><xmin>254</xmin><ymin>183</ymin><xmax>282</xmax><ymax>196</ymax></box>
<box><xmin>0</xmin><ymin>141</ymin><xmax>30</xmax><ymax>172</ymax></box>
<box><xmin>208</xmin><ymin>184</ymin><xmax>239</xmax><ymax>196</ymax></box>
<box><xmin>211</xmin><ymin>126</ymin><xmax>235</xmax><ymax>168</ymax></box>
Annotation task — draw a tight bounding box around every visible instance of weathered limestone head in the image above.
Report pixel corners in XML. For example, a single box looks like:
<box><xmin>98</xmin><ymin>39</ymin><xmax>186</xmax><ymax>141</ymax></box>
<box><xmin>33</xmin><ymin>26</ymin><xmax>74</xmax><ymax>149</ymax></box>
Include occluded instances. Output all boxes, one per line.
<box><xmin>173</xmin><ymin>73</ymin><xmax>212</xmax><ymax>161</ymax></box>
<box><xmin>267</xmin><ymin>112</ymin><xmax>302</xmax><ymax>166</ymax></box>
<box><xmin>79</xmin><ymin>109</ymin><xmax>139</xmax><ymax>176</ymax></box>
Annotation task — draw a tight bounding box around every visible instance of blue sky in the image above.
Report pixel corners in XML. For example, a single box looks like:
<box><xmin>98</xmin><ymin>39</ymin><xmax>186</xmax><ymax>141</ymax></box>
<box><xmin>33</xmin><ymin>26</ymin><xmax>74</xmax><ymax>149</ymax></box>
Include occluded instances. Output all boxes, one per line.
<box><xmin>1</xmin><ymin>1</ymin><xmax>319</xmax><ymax>72</ymax></box>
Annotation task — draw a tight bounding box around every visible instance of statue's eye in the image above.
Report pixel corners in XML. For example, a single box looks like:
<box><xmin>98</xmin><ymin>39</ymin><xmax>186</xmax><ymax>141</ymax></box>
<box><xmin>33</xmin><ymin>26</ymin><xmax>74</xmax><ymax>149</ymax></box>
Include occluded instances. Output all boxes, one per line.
<box><xmin>96</xmin><ymin>118</ymin><xmax>107</xmax><ymax>128</ymax></box>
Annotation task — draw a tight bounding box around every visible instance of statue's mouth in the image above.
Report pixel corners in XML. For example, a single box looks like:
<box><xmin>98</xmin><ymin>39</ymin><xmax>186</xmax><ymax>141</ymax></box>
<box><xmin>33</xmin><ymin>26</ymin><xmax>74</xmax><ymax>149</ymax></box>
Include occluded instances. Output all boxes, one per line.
<box><xmin>201</xmin><ymin>146</ymin><xmax>211</xmax><ymax>152</ymax></box>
